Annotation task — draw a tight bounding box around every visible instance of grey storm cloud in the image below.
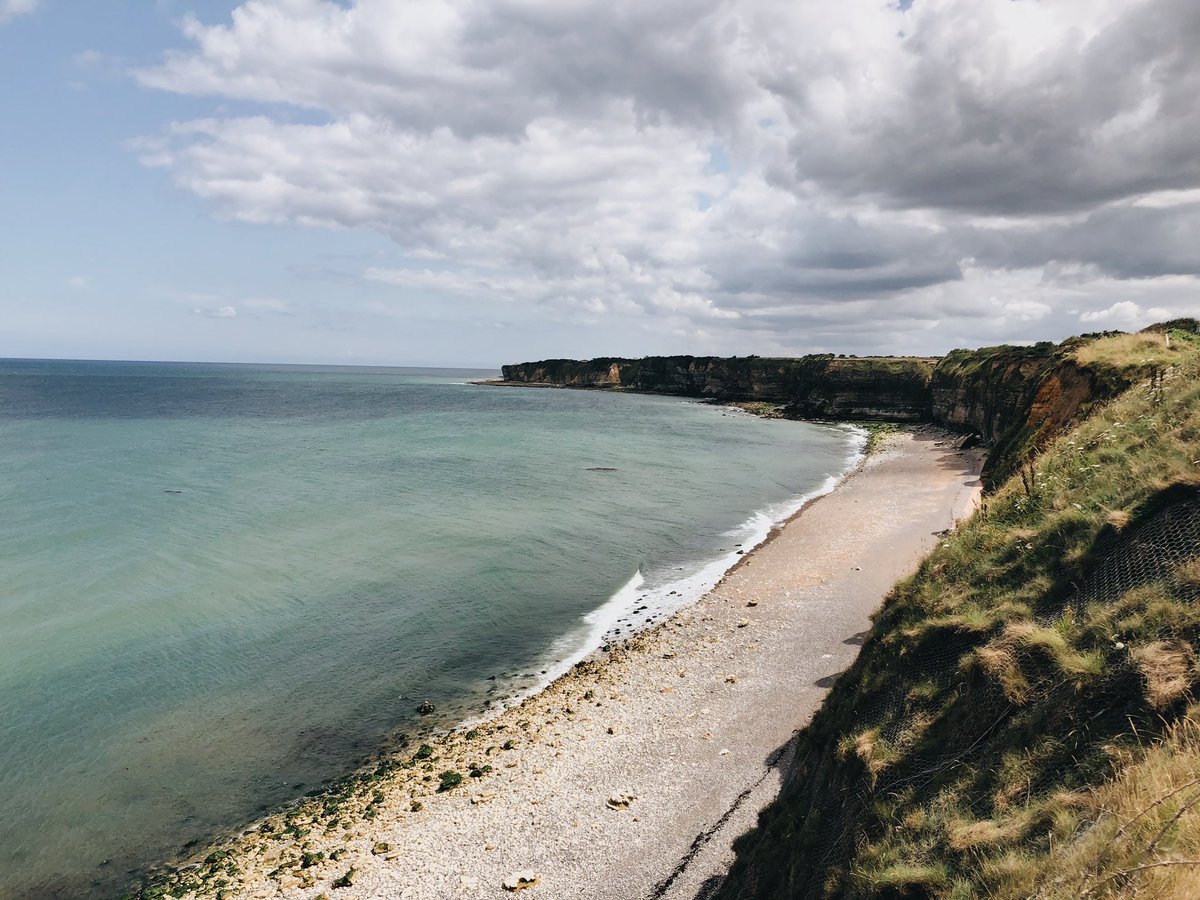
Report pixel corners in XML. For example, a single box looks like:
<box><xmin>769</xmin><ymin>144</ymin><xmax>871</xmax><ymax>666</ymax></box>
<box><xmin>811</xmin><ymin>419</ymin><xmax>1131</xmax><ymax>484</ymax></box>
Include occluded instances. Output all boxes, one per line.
<box><xmin>136</xmin><ymin>0</ymin><xmax>1200</xmax><ymax>355</ymax></box>
<box><xmin>774</xmin><ymin>0</ymin><xmax>1200</xmax><ymax>216</ymax></box>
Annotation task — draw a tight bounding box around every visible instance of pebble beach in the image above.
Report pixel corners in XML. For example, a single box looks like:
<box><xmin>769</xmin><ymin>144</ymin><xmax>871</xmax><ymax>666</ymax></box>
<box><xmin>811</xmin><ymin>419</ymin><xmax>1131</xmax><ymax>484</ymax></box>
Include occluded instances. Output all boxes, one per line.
<box><xmin>153</xmin><ymin>429</ymin><xmax>983</xmax><ymax>900</ymax></box>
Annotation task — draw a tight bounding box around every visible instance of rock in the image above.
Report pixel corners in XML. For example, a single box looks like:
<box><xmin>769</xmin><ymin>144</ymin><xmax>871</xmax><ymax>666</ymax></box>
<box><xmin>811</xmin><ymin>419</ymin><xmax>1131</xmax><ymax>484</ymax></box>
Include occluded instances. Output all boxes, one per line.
<box><xmin>471</xmin><ymin>792</ymin><xmax>497</xmax><ymax>805</ymax></box>
<box><xmin>746</xmin><ymin>599</ymin><xmax>759</xmax><ymax>607</ymax></box>
<box><xmin>417</xmin><ymin>700</ymin><xmax>435</xmax><ymax>715</ymax></box>
<box><xmin>736</xmin><ymin>620</ymin><xmax>750</xmax><ymax>628</ymax></box>
<box><xmin>502</xmin><ymin>870</ymin><xmax>540</xmax><ymax>891</ymax></box>
<box><xmin>606</xmin><ymin>792</ymin><xmax>636</xmax><ymax>810</ymax></box>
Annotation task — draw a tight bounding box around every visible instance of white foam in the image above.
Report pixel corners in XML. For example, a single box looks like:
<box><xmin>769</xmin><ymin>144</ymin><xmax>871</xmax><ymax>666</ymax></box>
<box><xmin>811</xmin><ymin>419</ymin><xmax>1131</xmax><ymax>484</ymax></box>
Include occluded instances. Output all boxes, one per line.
<box><xmin>463</xmin><ymin>423</ymin><xmax>867</xmax><ymax>725</ymax></box>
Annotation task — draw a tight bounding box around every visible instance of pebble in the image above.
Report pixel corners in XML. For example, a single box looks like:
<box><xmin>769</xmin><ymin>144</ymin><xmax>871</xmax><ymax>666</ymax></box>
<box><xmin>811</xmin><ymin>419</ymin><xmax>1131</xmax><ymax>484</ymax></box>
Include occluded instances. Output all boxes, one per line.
<box><xmin>605</xmin><ymin>792</ymin><xmax>637</xmax><ymax>810</ymax></box>
<box><xmin>502</xmin><ymin>870</ymin><xmax>540</xmax><ymax>892</ymax></box>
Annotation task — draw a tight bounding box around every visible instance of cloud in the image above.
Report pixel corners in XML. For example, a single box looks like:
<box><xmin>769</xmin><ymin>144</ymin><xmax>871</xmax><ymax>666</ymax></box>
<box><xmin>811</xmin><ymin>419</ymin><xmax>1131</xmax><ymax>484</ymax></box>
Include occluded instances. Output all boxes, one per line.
<box><xmin>0</xmin><ymin>0</ymin><xmax>40</xmax><ymax>25</ymax></box>
<box><xmin>136</xmin><ymin>0</ymin><xmax>1200</xmax><ymax>354</ymax></box>
<box><xmin>193</xmin><ymin>304</ymin><xmax>239</xmax><ymax>318</ymax></box>
<box><xmin>1081</xmin><ymin>300</ymin><xmax>1172</xmax><ymax>327</ymax></box>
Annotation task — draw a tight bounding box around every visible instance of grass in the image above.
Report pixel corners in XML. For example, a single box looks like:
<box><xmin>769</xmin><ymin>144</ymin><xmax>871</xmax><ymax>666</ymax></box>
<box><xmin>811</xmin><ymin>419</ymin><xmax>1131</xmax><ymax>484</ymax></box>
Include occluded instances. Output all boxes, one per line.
<box><xmin>992</xmin><ymin>710</ymin><xmax>1200</xmax><ymax>898</ymax></box>
<box><xmin>859</xmin><ymin>421</ymin><xmax>902</xmax><ymax>455</ymax></box>
<box><xmin>1073</xmin><ymin>331</ymin><xmax>1191</xmax><ymax>371</ymax></box>
<box><xmin>716</xmin><ymin>331</ymin><xmax>1200</xmax><ymax>899</ymax></box>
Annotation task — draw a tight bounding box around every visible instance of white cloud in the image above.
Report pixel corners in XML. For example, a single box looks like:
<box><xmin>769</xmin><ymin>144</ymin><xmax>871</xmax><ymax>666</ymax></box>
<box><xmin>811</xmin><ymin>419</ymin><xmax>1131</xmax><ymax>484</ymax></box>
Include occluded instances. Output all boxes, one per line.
<box><xmin>0</xmin><ymin>0</ymin><xmax>40</xmax><ymax>25</ymax></box>
<box><xmin>1081</xmin><ymin>300</ymin><xmax>1172</xmax><ymax>327</ymax></box>
<box><xmin>136</xmin><ymin>0</ymin><xmax>1200</xmax><ymax>355</ymax></box>
<box><xmin>193</xmin><ymin>304</ymin><xmax>239</xmax><ymax>318</ymax></box>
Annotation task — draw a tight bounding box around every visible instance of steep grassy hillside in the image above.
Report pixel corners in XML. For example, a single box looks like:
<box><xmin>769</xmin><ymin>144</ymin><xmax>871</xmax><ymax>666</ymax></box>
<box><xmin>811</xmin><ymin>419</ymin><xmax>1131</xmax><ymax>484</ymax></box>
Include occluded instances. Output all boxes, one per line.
<box><xmin>930</xmin><ymin>324</ymin><xmax>1199</xmax><ymax>491</ymax></box>
<box><xmin>716</xmin><ymin>330</ymin><xmax>1200</xmax><ymax>899</ymax></box>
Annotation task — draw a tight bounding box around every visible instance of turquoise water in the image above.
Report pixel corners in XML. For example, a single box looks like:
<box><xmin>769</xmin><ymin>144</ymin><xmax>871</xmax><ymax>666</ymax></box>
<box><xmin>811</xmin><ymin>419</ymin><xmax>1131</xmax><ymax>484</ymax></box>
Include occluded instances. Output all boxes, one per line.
<box><xmin>0</xmin><ymin>360</ymin><xmax>859</xmax><ymax>898</ymax></box>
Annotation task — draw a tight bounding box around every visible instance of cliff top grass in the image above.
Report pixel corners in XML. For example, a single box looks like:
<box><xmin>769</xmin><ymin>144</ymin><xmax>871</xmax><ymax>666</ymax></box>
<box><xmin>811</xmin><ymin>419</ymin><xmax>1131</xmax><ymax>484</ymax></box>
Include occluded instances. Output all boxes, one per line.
<box><xmin>933</xmin><ymin>341</ymin><xmax>1058</xmax><ymax>379</ymax></box>
<box><xmin>1073</xmin><ymin>329</ymin><xmax>1195</xmax><ymax>372</ymax></box>
<box><xmin>718</xmin><ymin>331</ymin><xmax>1200</xmax><ymax>899</ymax></box>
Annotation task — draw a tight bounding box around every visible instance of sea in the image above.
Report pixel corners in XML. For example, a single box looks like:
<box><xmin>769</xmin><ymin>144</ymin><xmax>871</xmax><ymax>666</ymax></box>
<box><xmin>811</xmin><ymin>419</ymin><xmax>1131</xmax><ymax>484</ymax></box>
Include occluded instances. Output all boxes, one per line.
<box><xmin>0</xmin><ymin>359</ymin><xmax>861</xmax><ymax>898</ymax></box>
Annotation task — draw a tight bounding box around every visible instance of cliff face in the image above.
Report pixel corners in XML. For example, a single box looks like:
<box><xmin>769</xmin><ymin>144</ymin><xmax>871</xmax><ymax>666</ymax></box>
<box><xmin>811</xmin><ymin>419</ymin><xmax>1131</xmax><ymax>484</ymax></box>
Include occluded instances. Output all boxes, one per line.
<box><xmin>503</xmin><ymin>321</ymin><xmax>1197</xmax><ymax>490</ymax></box>
<box><xmin>928</xmin><ymin>338</ymin><xmax>1144</xmax><ymax>489</ymax></box>
<box><xmin>501</xmin><ymin>355</ymin><xmax>937</xmax><ymax>421</ymax></box>
<box><xmin>712</xmin><ymin>329</ymin><xmax>1200</xmax><ymax>900</ymax></box>
<box><xmin>929</xmin><ymin>343</ymin><xmax>1056</xmax><ymax>439</ymax></box>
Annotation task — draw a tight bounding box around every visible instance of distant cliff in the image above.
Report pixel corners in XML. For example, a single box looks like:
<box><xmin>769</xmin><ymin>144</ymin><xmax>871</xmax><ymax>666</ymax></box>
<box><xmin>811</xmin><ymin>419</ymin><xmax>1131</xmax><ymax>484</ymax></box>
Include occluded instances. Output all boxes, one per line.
<box><xmin>502</xmin><ymin>321</ymin><xmax>1200</xmax><ymax>490</ymax></box>
<box><xmin>501</xmin><ymin>355</ymin><xmax>937</xmax><ymax>421</ymax></box>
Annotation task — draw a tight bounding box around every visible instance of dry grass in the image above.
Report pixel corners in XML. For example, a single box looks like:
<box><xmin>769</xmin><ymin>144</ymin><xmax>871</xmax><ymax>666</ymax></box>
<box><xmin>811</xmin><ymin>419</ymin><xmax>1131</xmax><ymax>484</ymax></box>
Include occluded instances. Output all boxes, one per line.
<box><xmin>1105</xmin><ymin>508</ymin><xmax>1132</xmax><ymax>530</ymax></box>
<box><xmin>853</xmin><ymin>729</ymin><xmax>898</xmax><ymax>781</ymax></box>
<box><xmin>1177</xmin><ymin>557</ymin><xmax>1200</xmax><ymax>589</ymax></box>
<box><xmin>1134</xmin><ymin>640</ymin><xmax>1196</xmax><ymax>710</ymax></box>
<box><xmin>1073</xmin><ymin>332</ymin><xmax>1188</xmax><ymax>371</ymax></box>
<box><xmin>947</xmin><ymin>816</ymin><xmax>1024</xmax><ymax>851</ymax></box>
<box><xmin>975</xmin><ymin>644</ymin><xmax>1030</xmax><ymax>705</ymax></box>
<box><xmin>999</xmin><ymin>709</ymin><xmax>1200</xmax><ymax>899</ymax></box>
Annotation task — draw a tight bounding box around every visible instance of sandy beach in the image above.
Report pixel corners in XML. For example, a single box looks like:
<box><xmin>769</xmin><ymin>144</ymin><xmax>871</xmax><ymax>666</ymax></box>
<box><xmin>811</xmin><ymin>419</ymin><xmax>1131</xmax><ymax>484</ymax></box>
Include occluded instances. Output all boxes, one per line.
<box><xmin>167</xmin><ymin>429</ymin><xmax>983</xmax><ymax>900</ymax></box>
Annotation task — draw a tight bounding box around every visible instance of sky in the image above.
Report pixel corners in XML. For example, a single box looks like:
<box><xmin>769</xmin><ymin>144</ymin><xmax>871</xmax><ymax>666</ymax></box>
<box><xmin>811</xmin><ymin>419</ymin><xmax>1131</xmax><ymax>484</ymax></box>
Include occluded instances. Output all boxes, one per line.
<box><xmin>2</xmin><ymin>0</ymin><xmax>1199</xmax><ymax>367</ymax></box>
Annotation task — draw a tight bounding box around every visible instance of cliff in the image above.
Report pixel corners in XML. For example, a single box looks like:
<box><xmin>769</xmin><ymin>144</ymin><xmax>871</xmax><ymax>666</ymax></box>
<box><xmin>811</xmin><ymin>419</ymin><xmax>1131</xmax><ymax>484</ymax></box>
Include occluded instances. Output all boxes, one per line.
<box><xmin>503</xmin><ymin>320</ymin><xmax>1200</xmax><ymax>492</ymax></box>
<box><xmin>501</xmin><ymin>355</ymin><xmax>936</xmax><ymax>421</ymax></box>
<box><xmin>929</xmin><ymin>323</ymin><xmax>1198</xmax><ymax>488</ymax></box>
<box><xmin>713</xmin><ymin>327</ymin><xmax>1200</xmax><ymax>899</ymax></box>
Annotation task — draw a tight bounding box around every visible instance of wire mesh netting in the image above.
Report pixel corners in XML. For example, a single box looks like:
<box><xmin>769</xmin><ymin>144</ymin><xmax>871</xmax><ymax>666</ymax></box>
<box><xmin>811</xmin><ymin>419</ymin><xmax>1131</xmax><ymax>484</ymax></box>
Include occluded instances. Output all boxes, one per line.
<box><xmin>722</xmin><ymin>486</ymin><xmax>1200</xmax><ymax>899</ymax></box>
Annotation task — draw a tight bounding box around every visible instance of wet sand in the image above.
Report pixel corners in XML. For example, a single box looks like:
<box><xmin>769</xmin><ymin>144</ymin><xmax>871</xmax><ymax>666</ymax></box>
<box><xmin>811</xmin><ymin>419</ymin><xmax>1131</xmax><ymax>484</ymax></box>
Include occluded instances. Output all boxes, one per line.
<box><xmin>171</xmin><ymin>429</ymin><xmax>982</xmax><ymax>900</ymax></box>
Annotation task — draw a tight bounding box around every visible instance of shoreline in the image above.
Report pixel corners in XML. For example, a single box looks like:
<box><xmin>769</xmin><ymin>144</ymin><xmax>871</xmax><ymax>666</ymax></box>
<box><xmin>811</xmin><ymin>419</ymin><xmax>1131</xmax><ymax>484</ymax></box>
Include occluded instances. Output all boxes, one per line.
<box><xmin>144</xmin><ymin>427</ymin><xmax>983</xmax><ymax>900</ymax></box>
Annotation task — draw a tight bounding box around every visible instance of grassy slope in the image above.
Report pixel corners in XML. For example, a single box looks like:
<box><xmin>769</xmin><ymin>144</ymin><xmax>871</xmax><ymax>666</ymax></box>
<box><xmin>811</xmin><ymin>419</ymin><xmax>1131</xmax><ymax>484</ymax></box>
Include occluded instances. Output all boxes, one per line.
<box><xmin>717</xmin><ymin>330</ymin><xmax>1200</xmax><ymax>899</ymax></box>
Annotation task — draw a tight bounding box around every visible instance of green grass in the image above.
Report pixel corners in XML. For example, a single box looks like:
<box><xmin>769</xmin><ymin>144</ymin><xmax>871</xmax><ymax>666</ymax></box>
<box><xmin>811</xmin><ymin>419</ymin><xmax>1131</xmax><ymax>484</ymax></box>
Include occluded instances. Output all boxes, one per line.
<box><xmin>860</xmin><ymin>421</ymin><xmax>901</xmax><ymax>455</ymax></box>
<box><xmin>716</xmin><ymin>332</ymin><xmax>1200</xmax><ymax>899</ymax></box>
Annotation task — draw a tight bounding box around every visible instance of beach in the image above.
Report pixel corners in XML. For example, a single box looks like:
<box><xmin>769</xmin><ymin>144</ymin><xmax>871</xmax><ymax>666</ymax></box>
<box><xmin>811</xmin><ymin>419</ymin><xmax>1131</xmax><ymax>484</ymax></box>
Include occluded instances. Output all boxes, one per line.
<box><xmin>163</xmin><ymin>428</ymin><xmax>983</xmax><ymax>900</ymax></box>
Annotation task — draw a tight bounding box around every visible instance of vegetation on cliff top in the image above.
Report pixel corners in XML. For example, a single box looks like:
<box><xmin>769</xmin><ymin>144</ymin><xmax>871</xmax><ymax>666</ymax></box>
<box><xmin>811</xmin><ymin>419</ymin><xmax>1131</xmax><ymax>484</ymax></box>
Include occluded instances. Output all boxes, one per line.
<box><xmin>716</xmin><ymin>329</ymin><xmax>1200</xmax><ymax>899</ymax></box>
<box><xmin>942</xmin><ymin>321</ymin><xmax>1200</xmax><ymax>492</ymax></box>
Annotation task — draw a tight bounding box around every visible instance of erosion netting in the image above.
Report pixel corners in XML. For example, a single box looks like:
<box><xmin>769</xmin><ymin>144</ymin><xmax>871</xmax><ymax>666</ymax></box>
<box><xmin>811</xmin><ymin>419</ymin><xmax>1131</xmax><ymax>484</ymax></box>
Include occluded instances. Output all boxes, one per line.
<box><xmin>716</xmin><ymin>478</ymin><xmax>1200</xmax><ymax>900</ymax></box>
